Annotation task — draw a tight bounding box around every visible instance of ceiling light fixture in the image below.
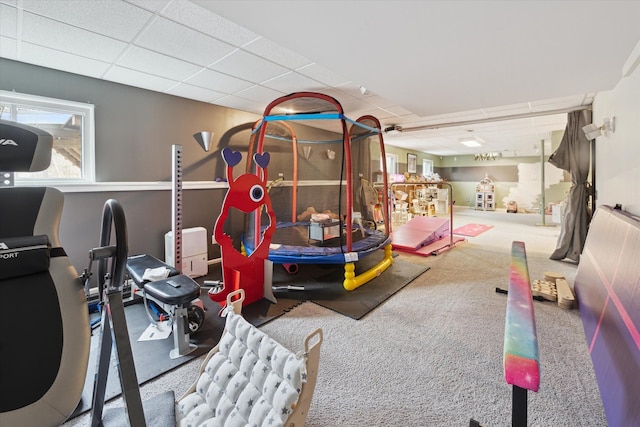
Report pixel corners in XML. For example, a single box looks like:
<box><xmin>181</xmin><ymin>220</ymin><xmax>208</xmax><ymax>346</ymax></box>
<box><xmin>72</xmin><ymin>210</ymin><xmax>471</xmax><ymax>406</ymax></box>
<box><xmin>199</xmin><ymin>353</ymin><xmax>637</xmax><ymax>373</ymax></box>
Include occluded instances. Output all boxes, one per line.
<box><xmin>581</xmin><ymin>116</ymin><xmax>615</xmax><ymax>140</ymax></box>
<box><xmin>459</xmin><ymin>136</ymin><xmax>483</xmax><ymax>147</ymax></box>
<box><xmin>193</xmin><ymin>131</ymin><xmax>214</xmax><ymax>152</ymax></box>
<box><xmin>384</xmin><ymin>125</ymin><xmax>403</xmax><ymax>135</ymax></box>
<box><xmin>474</xmin><ymin>152</ymin><xmax>500</xmax><ymax>161</ymax></box>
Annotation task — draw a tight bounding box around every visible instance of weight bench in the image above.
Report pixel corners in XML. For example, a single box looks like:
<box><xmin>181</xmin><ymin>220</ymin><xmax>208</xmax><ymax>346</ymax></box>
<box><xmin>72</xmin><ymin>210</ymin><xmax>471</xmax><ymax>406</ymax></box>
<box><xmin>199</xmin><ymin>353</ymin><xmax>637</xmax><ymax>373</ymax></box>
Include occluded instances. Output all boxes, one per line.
<box><xmin>126</xmin><ymin>253</ymin><xmax>203</xmax><ymax>359</ymax></box>
<box><xmin>177</xmin><ymin>289</ymin><xmax>323</xmax><ymax>427</ymax></box>
<box><xmin>503</xmin><ymin>241</ymin><xmax>540</xmax><ymax>426</ymax></box>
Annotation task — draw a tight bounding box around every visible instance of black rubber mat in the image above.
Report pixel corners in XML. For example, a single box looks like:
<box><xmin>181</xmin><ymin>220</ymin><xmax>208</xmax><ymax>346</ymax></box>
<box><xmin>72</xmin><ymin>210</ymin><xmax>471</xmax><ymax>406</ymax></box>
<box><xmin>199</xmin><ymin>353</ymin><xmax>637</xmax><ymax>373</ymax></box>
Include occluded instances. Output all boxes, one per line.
<box><xmin>271</xmin><ymin>256</ymin><xmax>430</xmax><ymax>320</ymax></box>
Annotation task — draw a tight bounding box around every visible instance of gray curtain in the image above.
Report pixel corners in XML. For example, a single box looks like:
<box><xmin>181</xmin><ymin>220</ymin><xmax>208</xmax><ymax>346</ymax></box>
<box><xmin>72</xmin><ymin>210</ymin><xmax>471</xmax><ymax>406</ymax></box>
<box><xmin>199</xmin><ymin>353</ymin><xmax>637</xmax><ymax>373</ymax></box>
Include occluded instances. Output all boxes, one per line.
<box><xmin>549</xmin><ymin>109</ymin><xmax>592</xmax><ymax>262</ymax></box>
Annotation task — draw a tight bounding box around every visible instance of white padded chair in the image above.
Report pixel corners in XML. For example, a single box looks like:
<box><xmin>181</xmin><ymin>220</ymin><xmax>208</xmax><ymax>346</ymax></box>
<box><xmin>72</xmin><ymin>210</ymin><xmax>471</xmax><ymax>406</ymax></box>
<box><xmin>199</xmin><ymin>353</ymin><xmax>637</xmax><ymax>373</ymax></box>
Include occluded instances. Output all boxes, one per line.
<box><xmin>0</xmin><ymin>120</ymin><xmax>90</xmax><ymax>427</ymax></box>
<box><xmin>177</xmin><ymin>289</ymin><xmax>322</xmax><ymax>427</ymax></box>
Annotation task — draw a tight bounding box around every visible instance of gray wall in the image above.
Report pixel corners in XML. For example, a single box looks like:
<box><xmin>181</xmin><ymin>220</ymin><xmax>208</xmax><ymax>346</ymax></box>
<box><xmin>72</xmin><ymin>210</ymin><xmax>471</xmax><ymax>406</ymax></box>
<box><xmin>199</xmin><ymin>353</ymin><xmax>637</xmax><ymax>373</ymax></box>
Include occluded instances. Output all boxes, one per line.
<box><xmin>0</xmin><ymin>59</ymin><xmax>359</xmax><ymax>273</ymax></box>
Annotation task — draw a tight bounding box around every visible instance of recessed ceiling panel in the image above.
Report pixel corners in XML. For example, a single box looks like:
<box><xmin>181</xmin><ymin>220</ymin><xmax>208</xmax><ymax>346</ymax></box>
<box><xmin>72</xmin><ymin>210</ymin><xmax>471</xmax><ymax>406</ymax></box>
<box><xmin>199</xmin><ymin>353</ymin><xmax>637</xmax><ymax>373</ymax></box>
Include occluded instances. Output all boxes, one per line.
<box><xmin>296</xmin><ymin>63</ymin><xmax>351</xmax><ymax>87</ymax></box>
<box><xmin>235</xmin><ymin>85</ymin><xmax>285</xmax><ymax>104</ymax></box>
<box><xmin>185</xmin><ymin>68</ymin><xmax>254</xmax><ymax>93</ymax></box>
<box><xmin>161</xmin><ymin>0</ymin><xmax>259</xmax><ymax>47</ymax></box>
<box><xmin>136</xmin><ymin>16</ymin><xmax>236</xmax><ymax>66</ymax></box>
<box><xmin>20</xmin><ymin>0</ymin><xmax>153</xmax><ymax>41</ymax></box>
<box><xmin>0</xmin><ymin>4</ymin><xmax>18</xmax><ymax>38</ymax></box>
<box><xmin>243</xmin><ymin>37</ymin><xmax>312</xmax><ymax>70</ymax></box>
<box><xmin>22</xmin><ymin>12</ymin><xmax>128</xmax><ymax>62</ymax></box>
<box><xmin>19</xmin><ymin>42</ymin><xmax>111</xmax><ymax>78</ymax></box>
<box><xmin>118</xmin><ymin>46</ymin><xmax>203</xmax><ymax>80</ymax></box>
<box><xmin>262</xmin><ymin>71</ymin><xmax>327</xmax><ymax>95</ymax></box>
<box><xmin>103</xmin><ymin>65</ymin><xmax>178</xmax><ymax>92</ymax></box>
<box><xmin>165</xmin><ymin>83</ymin><xmax>226</xmax><ymax>103</ymax></box>
<box><xmin>210</xmin><ymin>50</ymin><xmax>288</xmax><ymax>83</ymax></box>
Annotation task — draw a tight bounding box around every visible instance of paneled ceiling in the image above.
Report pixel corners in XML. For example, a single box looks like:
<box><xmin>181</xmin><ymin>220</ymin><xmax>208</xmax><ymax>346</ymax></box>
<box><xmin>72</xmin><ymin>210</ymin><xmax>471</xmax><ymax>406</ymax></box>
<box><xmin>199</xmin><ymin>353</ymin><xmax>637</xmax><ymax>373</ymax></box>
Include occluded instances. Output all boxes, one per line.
<box><xmin>1</xmin><ymin>0</ymin><xmax>639</xmax><ymax>156</ymax></box>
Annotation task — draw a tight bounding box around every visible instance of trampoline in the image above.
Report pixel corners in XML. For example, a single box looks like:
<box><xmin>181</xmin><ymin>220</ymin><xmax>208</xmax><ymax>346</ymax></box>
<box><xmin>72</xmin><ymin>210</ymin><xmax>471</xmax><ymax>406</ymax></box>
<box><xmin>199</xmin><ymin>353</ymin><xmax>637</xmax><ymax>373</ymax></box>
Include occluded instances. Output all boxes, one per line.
<box><xmin>242</xmin><ymin>92</ymin><xmax>392</xmax><ymax>290</ymax></box>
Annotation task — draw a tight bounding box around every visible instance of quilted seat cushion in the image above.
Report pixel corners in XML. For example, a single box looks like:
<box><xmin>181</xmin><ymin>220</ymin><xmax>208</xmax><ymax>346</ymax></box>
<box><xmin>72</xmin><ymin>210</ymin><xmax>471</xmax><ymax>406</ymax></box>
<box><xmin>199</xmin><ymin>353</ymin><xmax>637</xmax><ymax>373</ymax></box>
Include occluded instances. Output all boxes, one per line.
<box><xmin>177</xmin><ymin>311</ymin><xmax>307</xmax><ymax>427</ymax></box>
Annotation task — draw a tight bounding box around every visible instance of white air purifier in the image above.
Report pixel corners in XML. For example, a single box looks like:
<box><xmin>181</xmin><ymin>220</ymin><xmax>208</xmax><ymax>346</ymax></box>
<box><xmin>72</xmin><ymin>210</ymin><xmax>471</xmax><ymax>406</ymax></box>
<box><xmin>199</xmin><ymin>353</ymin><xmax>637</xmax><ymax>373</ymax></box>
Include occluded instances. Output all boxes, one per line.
<box><xmin>165</xmin><ymin>227</ymin><xmax>208</xmax><ymax>278</ymax></box>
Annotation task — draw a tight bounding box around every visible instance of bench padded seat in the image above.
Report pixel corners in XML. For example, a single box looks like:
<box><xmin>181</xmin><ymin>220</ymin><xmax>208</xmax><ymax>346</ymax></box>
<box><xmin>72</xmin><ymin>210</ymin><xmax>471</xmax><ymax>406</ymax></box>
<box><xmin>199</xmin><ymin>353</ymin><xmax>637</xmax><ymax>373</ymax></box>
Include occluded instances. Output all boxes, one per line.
<box><xmin>143</xmin><ymin>274</ymin><xmax>201</xmax><ymax>306</ymax></box>
<box><xmin>126</xmin><ymin>253</ymin><xmax>180</xmax><ymax>286</ymax></box>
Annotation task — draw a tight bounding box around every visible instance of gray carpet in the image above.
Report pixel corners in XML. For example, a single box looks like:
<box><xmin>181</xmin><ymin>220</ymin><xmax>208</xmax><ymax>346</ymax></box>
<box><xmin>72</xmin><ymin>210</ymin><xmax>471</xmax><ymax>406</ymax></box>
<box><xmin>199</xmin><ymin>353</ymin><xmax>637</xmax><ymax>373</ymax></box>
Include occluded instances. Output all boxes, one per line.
<box><xmin>64</xmin><ymin>209</ymin><xmax>607</xmax><ymax>426</ymax></box>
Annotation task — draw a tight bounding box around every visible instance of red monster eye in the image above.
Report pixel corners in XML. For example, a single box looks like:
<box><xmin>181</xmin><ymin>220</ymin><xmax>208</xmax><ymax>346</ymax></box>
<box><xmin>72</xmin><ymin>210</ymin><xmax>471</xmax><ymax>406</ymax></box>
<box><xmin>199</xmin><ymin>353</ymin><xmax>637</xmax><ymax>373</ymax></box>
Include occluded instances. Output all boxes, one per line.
<box><xmin>249</xmin><ymin>184</ymin><xmax>264</xmax><ymax>202</ymax></box>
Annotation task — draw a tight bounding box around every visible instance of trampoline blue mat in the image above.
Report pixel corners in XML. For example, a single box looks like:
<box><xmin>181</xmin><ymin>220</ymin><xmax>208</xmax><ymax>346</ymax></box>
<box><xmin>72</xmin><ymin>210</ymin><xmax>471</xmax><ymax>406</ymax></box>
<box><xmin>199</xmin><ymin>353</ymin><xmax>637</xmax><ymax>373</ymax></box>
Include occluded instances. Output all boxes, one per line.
<box><xmin>243</xmin><ymin>221</ymin><xmax>391</xmax><ymax>264</ymax></box>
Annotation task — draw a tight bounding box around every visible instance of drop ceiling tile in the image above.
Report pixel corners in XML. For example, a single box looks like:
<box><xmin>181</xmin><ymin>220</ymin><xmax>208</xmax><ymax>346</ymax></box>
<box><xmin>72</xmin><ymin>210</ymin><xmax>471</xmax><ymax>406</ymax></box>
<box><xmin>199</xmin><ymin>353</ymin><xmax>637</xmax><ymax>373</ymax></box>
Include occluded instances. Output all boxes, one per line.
<box><xmin>393</xmin><ymin>114</ymin><xmax>426</xmax><ymax>126</ymax></box>
<box><xmin>103</xmin><ymin>65</ymin><xmax>178</xmax><ymax>92</ymax></box>
<box><xmin>123</xmin><ymin>0</ymin><xmax>171</xmax><ymax>13</ymax></box>
<box><xmin>261</xmin><ymin>71</ymin><xmax>326</xmax><ymax>94</ymax></box>
<box><xmin>0</xmin><ymin>3</ymin><xmax>17</xmax><ymax>38</ymax></box>
<box><xmin>335</xmin><ymin>83</ymin><xmax>376</xmax><ymax>100</ymax></box>
<box><xmin>136</xmin><ymin>16</ymin><xmax>235</xmax><ymax>66</ymax></box>
<box><xmin>215</xmin><ymin>95</ymin><xmax>265</xmax><ymax>115</ymax></box>
<box><xmin>161</xmin><ymin>0</ymin><xmax>259</xmax><ymax>47</ymax></box>
<box><xmin>0</xmin><ymin>36</ymin><xmax>17</xmax><ymax>59</ymax></box>
<box><xmin>242</xmin><ymin>37</ymin><xmax>312</xmax><ymax>69</ymax></box>
<box><xmin>117</xmin><ymin>46</ymin><xmax>202</xmax><ymax>80</ymax></box>
<box><xmin>20</xmin><ymin>0</ymin><xmax>153</xmax><ymax>42</ymax></box>
<box><xmin>0</xmin><ymin>0</ymin><xmax>18</xmax><ymax>6</ymax></box>
<box><xmin>365</xmin><ymin>95</ymin><xmax>398</xmax><ymax>109</ymax></box>
<box><xmin>165</xmin><ymin>83</ymin><xmax>226</xmax><ymax>103</ymax></box>
<box><xmin>185</xmin><ymin>68</ymin><xmax>253</xmax><ymax>93</ymax></box>
<box><xmin>235</xmin><ymin>85</ymin><xmax>284</xmax><ymax>103</ymax></box>
<box><xmin>21</xmin><ymin>12</ymin><xmax>128</xmax><ymax>62</ymax></box>
<box><xmin>296</xmin><ymin>63</ymin><xmax>350</xmax><ymax>87</ymax></box>
<box><xmin>18</xmin><ymin>42</ymin><xmax>111</xmax><ymax>78</ymax></box>
<box><xmin>377</xmin><ymin>104</ymin><xmax>412</xmax><ymax>118</ymax></box>
<box><xmin>210</xmin><ymin>50</ymin><xmax>288</xmax><ymax>83</ymax></box>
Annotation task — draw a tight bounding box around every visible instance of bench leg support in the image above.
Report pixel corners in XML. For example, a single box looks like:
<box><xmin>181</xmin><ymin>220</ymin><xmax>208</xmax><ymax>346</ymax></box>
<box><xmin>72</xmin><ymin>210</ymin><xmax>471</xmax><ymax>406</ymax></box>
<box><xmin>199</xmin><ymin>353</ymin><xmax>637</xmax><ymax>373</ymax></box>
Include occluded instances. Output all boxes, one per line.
<box><xmin>169</xmin><ymin>305</ymin><xmax>197</xmax><ymax>359</ymax></box>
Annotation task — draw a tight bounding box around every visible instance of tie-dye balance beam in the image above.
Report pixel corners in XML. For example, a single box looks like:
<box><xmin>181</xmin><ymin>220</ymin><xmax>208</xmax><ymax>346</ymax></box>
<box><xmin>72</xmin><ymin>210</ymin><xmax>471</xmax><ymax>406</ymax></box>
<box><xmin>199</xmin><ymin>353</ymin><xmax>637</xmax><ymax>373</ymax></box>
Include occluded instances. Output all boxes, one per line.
<box><xmin>503</xmin><ymin>241</ymin><xmax>540</xmax><ymax>426</ymax></box>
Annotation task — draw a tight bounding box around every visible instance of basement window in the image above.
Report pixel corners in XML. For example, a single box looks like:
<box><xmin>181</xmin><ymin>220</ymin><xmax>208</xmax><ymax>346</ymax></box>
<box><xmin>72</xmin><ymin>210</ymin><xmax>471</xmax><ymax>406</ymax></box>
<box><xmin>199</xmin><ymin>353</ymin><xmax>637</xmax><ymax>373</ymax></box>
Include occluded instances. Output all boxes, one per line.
<box><xmin>382</xmin><ymin>153</ymin><xmax>397</xmax><ymax>175</ymax></box>
<box><xmin>423</xmin><ymin>159</ymin><xmax>434</xmax><ymax>175</ymax></box>
<box><xmin>0</xmin><ymin>90</ymin><xmax>95</xmax><ymax>185</ymax></box>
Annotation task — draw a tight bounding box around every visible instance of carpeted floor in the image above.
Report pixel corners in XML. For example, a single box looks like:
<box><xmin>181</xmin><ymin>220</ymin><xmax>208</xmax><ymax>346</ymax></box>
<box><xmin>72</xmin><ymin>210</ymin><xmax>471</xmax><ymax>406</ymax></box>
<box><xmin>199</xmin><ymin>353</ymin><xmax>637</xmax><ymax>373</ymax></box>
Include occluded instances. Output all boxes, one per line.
<box><xmin>64</xmin><ymin>208</ymin><xmax>607</xmax><ymax>427</ymax></box>
<box><xmin>68</xmin><ymin>250</ymin><xmax>424</xmax><ymax>419</ymax></box>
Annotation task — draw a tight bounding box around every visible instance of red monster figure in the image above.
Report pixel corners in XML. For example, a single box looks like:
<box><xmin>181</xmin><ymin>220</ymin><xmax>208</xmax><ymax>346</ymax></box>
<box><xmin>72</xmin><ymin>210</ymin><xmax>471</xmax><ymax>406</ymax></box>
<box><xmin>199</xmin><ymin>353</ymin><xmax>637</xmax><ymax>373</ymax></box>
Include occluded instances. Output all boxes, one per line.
<box><xmin>210</xmin><ymin>147</ymin><xmax>277</xmax><ymax>307</ymax></box>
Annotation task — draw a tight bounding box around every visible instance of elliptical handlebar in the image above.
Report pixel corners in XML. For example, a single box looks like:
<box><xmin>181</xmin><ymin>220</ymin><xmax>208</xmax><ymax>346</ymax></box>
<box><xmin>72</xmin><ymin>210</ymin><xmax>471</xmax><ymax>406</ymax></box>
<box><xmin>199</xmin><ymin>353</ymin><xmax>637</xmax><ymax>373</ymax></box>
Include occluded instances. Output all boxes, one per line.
<box><xmin>96</xmin><ymin>199</ymin><xmax>128</xmax><ymax>295</ymax></box>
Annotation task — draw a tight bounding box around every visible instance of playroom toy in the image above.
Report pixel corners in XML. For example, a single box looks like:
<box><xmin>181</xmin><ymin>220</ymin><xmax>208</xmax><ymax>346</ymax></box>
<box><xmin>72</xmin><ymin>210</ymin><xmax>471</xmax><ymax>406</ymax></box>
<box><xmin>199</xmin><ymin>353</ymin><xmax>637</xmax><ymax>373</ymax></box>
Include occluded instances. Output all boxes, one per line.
<box><xmin>210</xmin><ymin>147</ymin><xmax>277</xmax><ymax>307</ymax></box>
<box><xmin>177</xmin><ymin>289</ymin><xmax>323</xmax><ymax>427</ymax></box>
<box><xmin>503</xmin><ymin>241</ymin><xmax>540</xmax><ymax>426</ymax></box>
<box><xmin>531</xmin><ymin>279</ymin><xmax>558</xmax><ymax>302</ymax></box>
<box><xmin>241</xmin><ymin>92</ymin><xmax>393</xmax><ymax>291</ymax></box>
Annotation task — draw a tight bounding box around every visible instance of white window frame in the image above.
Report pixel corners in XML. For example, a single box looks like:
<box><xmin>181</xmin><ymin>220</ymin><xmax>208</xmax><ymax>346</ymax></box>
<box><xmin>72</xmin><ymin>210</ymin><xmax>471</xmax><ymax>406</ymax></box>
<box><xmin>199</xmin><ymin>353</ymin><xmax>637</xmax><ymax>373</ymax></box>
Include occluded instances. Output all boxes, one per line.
<box><xmin>381</xmin><ymin>153</ymin><xmax>398</xmax><ymax>175</ymax></box>
<box><xmin>1</xmin><ymin>90</ymin><xmax>95</xmax><ymax>186</ymax></box>
<box><xmin>423</xmin><ymin>158</ymin><xmax>434</xmax><ymax>176</ymax></box>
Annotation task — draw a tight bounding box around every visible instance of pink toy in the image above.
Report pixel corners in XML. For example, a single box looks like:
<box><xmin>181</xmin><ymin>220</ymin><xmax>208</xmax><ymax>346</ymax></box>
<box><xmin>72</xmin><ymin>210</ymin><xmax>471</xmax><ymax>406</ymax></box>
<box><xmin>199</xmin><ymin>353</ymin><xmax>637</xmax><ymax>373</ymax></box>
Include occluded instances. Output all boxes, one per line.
<box><xmin>210</xmin><ymin>147</ymin><xmax>276</xmax><ymax>307</ymax></box>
